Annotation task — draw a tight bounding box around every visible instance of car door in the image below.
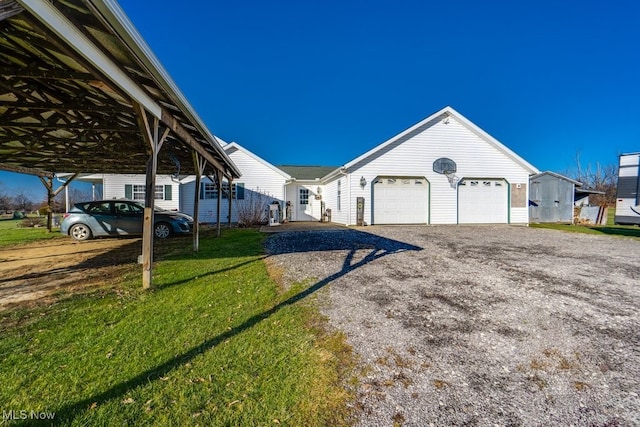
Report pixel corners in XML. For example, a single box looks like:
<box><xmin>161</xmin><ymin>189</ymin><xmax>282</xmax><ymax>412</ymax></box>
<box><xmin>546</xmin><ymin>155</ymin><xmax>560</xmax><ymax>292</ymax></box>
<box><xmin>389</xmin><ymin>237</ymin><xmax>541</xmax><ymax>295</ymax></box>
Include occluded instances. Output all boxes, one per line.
<box><xmin>83</xmin><ymin>201</ymin><xmax>117</xmax><ymax>236</ymax></box>
<box><xmin>114</xmin><ymin>201</ymin><xmax>144</xmax><ymax>235</ymax></box>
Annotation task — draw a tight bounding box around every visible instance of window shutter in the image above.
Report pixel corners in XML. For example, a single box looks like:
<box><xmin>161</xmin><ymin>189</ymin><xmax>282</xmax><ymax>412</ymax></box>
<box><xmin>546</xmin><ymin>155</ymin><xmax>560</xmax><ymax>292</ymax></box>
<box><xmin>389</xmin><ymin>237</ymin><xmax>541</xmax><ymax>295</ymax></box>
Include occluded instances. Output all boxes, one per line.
<box><xmin>236</xmin><ymin>183</ymin><xmax>245</xmax><ymax>200</ymax></box>
<box><xmin>125</xmin><ymin>184</ymin><xmax>132</xmax><ymax>199</ymax></box>
<box><xmin>164</xmin><ymin>185</ymin><xmax>172</xmax><ymax>201</ymax></box>
<box><xmin>199</xmin><ymin>183</ymin><xmax>204</xmax><ymax>200</ymax></box>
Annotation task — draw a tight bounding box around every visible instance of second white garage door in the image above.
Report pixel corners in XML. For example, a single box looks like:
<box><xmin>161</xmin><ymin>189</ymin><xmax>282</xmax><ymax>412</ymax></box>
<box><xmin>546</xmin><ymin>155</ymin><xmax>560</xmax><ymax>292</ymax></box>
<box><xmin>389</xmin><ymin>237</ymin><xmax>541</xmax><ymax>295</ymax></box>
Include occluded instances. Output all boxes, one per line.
<box><xmin>458</xmin><ymin>179</ymin><xmax>508</xmax><ymax>223</ymax></box>
<box><xmin>373</xmin><ymin>177</ymin><xmax>429</xmax><ymax>224</ymax></box>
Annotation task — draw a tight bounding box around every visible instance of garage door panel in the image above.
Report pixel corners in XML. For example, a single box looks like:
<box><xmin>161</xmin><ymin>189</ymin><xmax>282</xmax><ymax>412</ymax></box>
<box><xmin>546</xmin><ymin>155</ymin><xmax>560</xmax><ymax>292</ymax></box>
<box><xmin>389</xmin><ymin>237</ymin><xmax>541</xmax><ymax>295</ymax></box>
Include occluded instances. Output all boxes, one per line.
<box><xmin>374</xmin><ymin>177</ymin><xmax>428</xmax><ymax>224</ymax></box>
<box><xmin>458</xmin><ymin>179</ymin><xmax>507</xmax><ymax>224</ymax></box>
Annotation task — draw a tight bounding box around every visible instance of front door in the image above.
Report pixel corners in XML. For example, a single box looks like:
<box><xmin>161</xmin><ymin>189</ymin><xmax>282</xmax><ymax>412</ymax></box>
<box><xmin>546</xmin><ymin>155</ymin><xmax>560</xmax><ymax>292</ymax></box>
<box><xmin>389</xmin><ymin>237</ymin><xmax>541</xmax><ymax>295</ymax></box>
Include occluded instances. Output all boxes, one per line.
<box><xmin>297</xmin><ymin>187</ymin><xmax>315</xmax><ymax>221</ymax></box>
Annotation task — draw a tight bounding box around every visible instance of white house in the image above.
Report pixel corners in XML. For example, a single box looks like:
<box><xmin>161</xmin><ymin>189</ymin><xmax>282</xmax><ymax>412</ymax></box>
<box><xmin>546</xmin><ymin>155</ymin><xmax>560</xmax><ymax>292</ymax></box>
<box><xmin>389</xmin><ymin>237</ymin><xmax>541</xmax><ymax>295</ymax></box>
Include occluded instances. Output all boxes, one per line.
<box><xmin>71</xmin><ymin>173</ymin><xmax>181</xmax><ymax>211</ymax></box>
<box><xmin>82</xmin><ymin>106</ymin><xmax>539</xmax><ymax>226</ymax></box>
<box><xmin>179</xmin><ymin>141</ymin><xmax>290</xmax><ymax>223</ymax></box>
<box><xmin>315</xmin><ymin>106</ymin><xmax>538</xmax><ymax>225</ymax></box>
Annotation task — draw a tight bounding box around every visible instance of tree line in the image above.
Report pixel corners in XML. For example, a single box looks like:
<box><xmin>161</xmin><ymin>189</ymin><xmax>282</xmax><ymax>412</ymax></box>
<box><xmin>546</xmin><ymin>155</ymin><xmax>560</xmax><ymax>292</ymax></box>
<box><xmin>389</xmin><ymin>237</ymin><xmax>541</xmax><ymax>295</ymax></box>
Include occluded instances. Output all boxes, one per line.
<box><xmin>0</xmin><ymin>182</ymin><xmax>92</xmax><ymax>214</ymax></box>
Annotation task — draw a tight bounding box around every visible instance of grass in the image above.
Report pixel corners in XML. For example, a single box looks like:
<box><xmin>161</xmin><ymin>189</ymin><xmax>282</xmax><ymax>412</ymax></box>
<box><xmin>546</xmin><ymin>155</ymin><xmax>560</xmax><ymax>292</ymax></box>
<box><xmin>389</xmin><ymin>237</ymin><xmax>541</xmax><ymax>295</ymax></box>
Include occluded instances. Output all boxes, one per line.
<box><xmin>0</xmin><ymin>217</ymin><xmax>63</xmax><ymax>247</ymax></box>
<box><xmin>530</xmin><ymin>207</ymin><xmax>640</xmax><ymax>239</ymax></box>
<box><xmin>530</xmin><ymin>222</ymin><xmax>640</xmax><ymax>239</ymax></box>
<box><xmin>0</xmin><ymin>229</ymin><xmax>355</xmax><ymax>426</ymax></box>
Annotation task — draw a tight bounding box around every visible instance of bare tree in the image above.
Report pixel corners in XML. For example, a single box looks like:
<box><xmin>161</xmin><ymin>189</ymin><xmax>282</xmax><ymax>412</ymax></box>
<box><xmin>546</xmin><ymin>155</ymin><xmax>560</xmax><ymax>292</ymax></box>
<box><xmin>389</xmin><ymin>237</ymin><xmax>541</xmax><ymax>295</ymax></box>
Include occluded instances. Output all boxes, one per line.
<box><xmin>69</xmin><ymin>187</ymin><xmax>92</xmax><ymax>205</ymax></box>
<box><xmin>13</xmin><ymin>191</ymin><xmax>34</xmax><ymax>212</ymax></box>
<box><xmin>567</xmin><ymin>152</ymin><xmax>618</xmax><ymax>206</ymax></box>
<box><xmin>0</xmin><ymin>182</ymin><xmax>12</xmax><ymax>213</ymax></box>
<box><xmin>236</xmin><ymin>188</ymin><xmax>272</xmax><ymax>227</ymax></box>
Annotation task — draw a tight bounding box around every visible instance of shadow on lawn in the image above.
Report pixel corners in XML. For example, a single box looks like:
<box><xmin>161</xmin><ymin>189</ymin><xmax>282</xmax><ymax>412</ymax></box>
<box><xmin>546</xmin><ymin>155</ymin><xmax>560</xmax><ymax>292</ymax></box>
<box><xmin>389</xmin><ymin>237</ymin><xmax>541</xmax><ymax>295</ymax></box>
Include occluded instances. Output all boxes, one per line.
<box><xmin>592</xmin><ymin>226</ymin><xmax>640</xmax><ymax>238</ymax></box>
<box><xmin>45</xmin><ymin>228</ymin><xmax>421</xmax><ymax>425</ymax></box>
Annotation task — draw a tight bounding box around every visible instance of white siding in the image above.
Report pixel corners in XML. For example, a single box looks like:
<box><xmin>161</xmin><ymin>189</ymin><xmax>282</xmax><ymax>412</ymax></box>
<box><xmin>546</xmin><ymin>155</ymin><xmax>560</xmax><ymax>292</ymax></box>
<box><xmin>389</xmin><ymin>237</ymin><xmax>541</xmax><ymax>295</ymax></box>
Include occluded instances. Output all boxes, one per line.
<box><xmin>102</xmin><ymin>174</ymin><xmax>179</xmax><ymax>211</ymax></box>
<box><xmin>180</xmin><ymin>146</ymin><xmax>288</xmax><ymax>222</ymax></box>
<box><xmin>342</xmin><ymin>116</ymin><xmax>531</xmax><ymax>225</ymax></box>
<box><xmin>285</xmin><ymin>183</ymin><xmax>324</xmax><ymax>221</ymax></box>
<box><xmin>322</xmin><ymin>175</ymin><xmax>349</xmax><ymax>224</ymax></box>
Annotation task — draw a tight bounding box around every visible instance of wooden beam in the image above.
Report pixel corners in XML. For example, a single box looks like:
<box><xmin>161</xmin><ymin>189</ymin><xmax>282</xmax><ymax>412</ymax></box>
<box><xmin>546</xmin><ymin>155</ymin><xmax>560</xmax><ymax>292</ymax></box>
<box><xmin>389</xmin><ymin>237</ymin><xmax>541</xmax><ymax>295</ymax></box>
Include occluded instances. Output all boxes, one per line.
<box><xmin>192</xmin><ymin>153</ymin><xmax>206</xmax><ymax>252</ymax></box>
<box><xmin>37</xmin><ymin>175</ymin><xmax>54</xmax><ymax>231</ymax></box>
<box><xmin>216</xmin><ymin>168</ymin><xmax>222</xmax><ymax>238</ymax></box>
<box><xmin>160</xmin><ymin>108</ymin><xmax>230</xmax><ymax>176</ymax></box>
<box><xmin>228</xmin><ymin>177</ymin><xmax>233</xmax><ymax>228</ymax></box>
<box><xmin>0</xmin><ymin>163</ymin><xmax>53</xmax><ymax>178</ymax></box>
<box><xmin>0</xmin><ymin>67</ymin><xmax>95</xmax><ymax>80</ymax></box>
<box><xmin>0</xmin><ymin>99</ymin><xmax>132</xmax><ymax>114</ymax></box>
<box><xmin>133</xmin><ymin>101</ymin><xmax>158</xmax><ymax>289</ymax></box>
<box><xmin>19</xmin><ymin>0</ymin><xmax>162</xmax><ymax>118</ymax></box>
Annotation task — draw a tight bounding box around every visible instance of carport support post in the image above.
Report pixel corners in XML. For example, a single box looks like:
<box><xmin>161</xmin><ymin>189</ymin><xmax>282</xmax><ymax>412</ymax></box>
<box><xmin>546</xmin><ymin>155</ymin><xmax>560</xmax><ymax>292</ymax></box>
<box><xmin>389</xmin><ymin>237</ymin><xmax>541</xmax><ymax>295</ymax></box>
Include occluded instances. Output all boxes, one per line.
<box><xmin>192</xmin><ymin>154</ymin><xmax>206</xmax><ymax>252</ymax></box>
<box><xmin>141</xmin><ymin>142</ymin><xmax>158</xmax><ymax>288</ymax></box>
<box><xmin>227</xmin><ymin>177</ymin><xmax>233</xmax><ymax>227</ymax></box>
<box><xmin>216</xmin><ymin>169</ymin><xmax>223</xmax><ymax>237</ymax></box>
<box><xmin>135</xmin><ymin>102</ymin><xmax>167</xmax><ymax>290</ymax></box>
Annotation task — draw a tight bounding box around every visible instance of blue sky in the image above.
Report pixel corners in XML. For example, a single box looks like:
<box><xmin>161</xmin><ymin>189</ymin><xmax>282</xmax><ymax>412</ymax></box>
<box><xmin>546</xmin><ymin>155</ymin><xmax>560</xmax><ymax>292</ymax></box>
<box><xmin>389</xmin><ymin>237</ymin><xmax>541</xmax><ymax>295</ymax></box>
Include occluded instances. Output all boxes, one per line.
<box><xmin>2</xmin><ymin>0</ymin><xmax>639</xmax><ymax>200</ymax></box>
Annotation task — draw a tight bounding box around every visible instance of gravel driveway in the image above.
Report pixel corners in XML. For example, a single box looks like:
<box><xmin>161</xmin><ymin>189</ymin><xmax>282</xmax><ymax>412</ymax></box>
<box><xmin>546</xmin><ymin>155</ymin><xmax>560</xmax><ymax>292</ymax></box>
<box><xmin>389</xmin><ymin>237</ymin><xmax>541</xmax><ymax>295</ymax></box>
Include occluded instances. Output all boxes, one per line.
<box><xmin>264</xmin><ymin>225</ymin><xmax>640</xmax><ymax>426</ymax></box>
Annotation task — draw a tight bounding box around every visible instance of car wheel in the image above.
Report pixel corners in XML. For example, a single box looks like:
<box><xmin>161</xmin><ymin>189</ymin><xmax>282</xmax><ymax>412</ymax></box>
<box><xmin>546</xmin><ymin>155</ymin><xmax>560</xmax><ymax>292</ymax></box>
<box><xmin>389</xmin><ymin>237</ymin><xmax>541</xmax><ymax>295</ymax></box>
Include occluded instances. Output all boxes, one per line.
<box><xmin>70</xmin><ymin>224</ymin><xmax>92</xmax><ymax>241</ymax></box>
<box><xmin>154</xmin><ymin>222</ymin><xmax>172</xmax><ymax>239</ymax></box>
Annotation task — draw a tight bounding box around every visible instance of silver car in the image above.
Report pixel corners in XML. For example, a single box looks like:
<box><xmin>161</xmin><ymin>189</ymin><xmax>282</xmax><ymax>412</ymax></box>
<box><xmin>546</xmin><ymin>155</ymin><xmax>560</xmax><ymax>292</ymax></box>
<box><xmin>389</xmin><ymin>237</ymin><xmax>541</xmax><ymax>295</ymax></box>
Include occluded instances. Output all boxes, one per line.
<box><xmin>61</xmin><ymin>200</ymin><xmax>193</xmax><ymax>241</ymax></box>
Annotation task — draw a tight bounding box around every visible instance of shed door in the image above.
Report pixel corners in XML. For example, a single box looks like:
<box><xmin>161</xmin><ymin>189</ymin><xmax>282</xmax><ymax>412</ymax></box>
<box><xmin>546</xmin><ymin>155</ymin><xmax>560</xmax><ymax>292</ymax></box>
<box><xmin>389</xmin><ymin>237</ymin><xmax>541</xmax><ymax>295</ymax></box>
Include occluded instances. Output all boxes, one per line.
<box><xmin>373</xmin><ymin>177</ymin><xmax>428</xmax><ymax>224</ymax></box>
<box><xmin>458</xmin><ymin>179</ymin><xmax>508</xmax><ymax>223</ymax></box>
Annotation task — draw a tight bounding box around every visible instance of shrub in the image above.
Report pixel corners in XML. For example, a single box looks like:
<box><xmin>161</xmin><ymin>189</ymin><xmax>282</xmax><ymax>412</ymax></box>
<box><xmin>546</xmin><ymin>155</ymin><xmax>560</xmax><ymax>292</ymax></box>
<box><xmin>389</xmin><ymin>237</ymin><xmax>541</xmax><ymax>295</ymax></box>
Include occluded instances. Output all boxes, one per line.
<box><xmin>236</xmin><ymin>189</ymin><xmax>271</xmax><ymax>227</ymax></box>
<box><xmin>20</xmin><ymin>217</ymin><xmax>45</xmax><ymax>228</ymax></box>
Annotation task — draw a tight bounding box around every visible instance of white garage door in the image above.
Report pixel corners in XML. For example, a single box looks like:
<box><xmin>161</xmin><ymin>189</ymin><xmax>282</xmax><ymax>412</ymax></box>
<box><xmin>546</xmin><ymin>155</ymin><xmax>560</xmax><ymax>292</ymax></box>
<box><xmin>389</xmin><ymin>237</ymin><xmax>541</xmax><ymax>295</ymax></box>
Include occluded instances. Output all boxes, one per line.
<box><xmin>373</xmin><ymin>177</ymin><xmax>429</xmax><ymax>224</ymax></box>
<box><xmin>458</xmin><ymin>179</ymin><xmax>508</xmax><ymax>223</ymax></box>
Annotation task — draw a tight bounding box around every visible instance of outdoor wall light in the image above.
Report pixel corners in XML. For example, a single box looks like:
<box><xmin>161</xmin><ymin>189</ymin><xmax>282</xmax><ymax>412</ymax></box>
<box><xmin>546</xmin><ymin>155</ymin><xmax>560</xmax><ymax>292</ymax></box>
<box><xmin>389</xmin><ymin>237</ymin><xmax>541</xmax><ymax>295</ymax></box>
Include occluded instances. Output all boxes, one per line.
<box><xmin>360</xmin><ymin>176</ymin><xmax>366</xmax><ymax>188</ymax></box>
<box><xmin>317</xmin><ymin>186</ymin><xmax>322</xmax><ymax>194</ymax></box>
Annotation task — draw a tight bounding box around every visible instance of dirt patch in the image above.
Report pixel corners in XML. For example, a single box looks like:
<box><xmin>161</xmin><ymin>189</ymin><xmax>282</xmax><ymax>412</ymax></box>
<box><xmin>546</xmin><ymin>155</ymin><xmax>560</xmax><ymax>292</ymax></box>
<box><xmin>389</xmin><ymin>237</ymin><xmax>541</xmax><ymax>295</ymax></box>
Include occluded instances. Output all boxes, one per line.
<box><xmin>0</xmin><ymin>237</ymin><xmax>141</xmax><ymax>309</ymax></box>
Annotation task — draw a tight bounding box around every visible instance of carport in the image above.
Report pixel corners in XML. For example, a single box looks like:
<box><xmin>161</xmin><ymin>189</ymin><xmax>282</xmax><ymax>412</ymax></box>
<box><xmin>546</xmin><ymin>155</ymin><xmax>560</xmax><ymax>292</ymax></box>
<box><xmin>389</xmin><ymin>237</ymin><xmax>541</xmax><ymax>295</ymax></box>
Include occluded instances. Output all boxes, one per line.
<box><xmin>0</xmin><ymin>0</ymin><xmax>241</xmax><ymax>288</ymax></box>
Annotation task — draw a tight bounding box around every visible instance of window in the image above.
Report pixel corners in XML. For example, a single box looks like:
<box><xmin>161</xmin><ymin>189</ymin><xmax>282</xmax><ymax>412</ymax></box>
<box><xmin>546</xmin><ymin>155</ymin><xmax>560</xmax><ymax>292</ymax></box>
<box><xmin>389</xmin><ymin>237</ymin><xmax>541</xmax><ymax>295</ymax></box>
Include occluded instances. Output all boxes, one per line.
<box><xmin>125</xmin><ymin>184</ymin><xmax>169</xmax><ymax>201</ymax></box>
<box><xmin>202</xmin><ymin>182</ymin><xmax>218</xmax><ymax>199</ymax></box>
<box><xmin>200</xmin><ymin>182</ymin><xmax>244</xmax><ymax>200</ymax></box>
<box><xmin>337</xmin><ymin>180</ymin><xmax>341</xmax><ymax>211</ymax></box>
<box><xmin>483</xmin><ymin>181</ymin><xmax>492</xmax><ymax>187</ymax></box>
<box><xmin>300</xmin><ymin>188</ymin><xmax>309</xmax><ymax>205</ymax></box>
<box><xmin>85</xmin><ymin>202</ymin><xmax>111</xmax><ymax>214</ymax></box>
<box><xmin>132</xmin><ymin>185</ymin><xmax>146</xmax><ymax>200</ymax></box>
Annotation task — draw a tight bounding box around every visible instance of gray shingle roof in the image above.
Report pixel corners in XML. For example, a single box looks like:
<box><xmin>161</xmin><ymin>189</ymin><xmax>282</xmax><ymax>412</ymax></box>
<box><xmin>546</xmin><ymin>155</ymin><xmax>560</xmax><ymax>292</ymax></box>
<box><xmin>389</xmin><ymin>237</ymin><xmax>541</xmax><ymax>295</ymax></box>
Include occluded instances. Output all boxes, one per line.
<box><xmin>278</xmin><ymin>165</ymin><xmax>337</xmax><ymax>180</ymax></box>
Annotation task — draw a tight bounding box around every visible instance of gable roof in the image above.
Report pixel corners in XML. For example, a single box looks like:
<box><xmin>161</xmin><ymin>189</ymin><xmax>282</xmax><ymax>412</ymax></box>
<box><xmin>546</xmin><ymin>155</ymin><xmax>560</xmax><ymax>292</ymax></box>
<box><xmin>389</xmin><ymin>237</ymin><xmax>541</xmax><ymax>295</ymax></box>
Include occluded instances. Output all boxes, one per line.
<box><xmin>342</xmin><ymin>106</ymin><xmax>539</xmax><ymax>174</ymax></box>
<box><xmin>224</xmin><ymin>142</ymin><xmax>291</xmax><ymax>179</ymax></box>
<box><xmin>278</xmin><ymin>165</ymin><xmax>338</xmax><ymax>180</ymax></box>
<box><xmin>531</xmin><ymin>171</ymin><xmax>582</xmax><ymax>186</ymax></box>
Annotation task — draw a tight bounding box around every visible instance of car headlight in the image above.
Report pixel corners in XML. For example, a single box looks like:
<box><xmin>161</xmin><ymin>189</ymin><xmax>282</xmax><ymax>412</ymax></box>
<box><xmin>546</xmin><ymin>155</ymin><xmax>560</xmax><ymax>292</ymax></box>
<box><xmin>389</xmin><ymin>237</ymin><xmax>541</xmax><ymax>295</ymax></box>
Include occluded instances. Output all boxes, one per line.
<box><xmin>169</xmin><ymin>215</ymin><xmax>188</xmax><ymax>222</ymax></box>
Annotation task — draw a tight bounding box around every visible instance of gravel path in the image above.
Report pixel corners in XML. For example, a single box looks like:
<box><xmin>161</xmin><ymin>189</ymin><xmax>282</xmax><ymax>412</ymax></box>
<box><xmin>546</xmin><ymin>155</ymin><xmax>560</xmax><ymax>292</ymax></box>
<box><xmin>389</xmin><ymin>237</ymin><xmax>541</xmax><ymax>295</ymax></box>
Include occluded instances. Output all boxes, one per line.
<box><xmin>264</xmin><ymin>225</ymin><xmax>640</xmax><ymax>426</ymax></box>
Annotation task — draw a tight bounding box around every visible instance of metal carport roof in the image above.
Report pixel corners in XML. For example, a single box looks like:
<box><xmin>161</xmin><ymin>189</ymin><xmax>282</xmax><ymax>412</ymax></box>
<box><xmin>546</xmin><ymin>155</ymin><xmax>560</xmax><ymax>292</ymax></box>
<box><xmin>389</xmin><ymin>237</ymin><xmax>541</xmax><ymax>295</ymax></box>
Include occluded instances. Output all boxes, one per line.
<box><xmin>0</xmin><ymin>0</ymin><xmax>241</xmax><ymax>287</ymax></box>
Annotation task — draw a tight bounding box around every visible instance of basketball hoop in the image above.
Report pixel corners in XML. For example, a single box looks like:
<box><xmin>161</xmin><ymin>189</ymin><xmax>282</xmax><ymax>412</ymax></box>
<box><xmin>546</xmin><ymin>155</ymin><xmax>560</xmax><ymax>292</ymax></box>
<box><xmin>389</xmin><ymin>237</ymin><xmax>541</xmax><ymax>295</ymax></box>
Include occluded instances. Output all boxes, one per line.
<box><xmin>444</xmin><ymin>170</ymin><xmax>460</xmax><ymax>188</ymax></box>
<box><xmin>433</xmin><ymin>157</ymin><xmax>459</xmax><ymax>188</ymax></box>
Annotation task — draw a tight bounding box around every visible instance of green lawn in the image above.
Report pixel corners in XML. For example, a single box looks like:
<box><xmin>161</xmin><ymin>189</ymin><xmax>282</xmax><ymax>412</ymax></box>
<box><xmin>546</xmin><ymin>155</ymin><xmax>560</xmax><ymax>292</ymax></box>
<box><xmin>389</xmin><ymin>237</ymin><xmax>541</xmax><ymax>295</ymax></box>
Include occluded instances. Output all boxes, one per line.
<box><xmin>0</xmin><ymin>229</ymin><xmax>355</xmax><ymax>426</ymax></box>
<box><xmin>0</xmin><ymin>217</ymin><xmax>63</xmax><ymax>247</ymax></box>
<box><xmin>530</xmin><ymin>207</ymin><xmax>640</xmax><ymax>238</ymax></box>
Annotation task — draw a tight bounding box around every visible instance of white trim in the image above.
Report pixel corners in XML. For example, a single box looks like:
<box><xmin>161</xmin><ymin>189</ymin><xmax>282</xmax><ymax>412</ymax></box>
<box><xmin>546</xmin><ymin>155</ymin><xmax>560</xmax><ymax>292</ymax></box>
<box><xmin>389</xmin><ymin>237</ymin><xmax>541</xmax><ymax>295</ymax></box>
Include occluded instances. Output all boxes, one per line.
<box><xmin>19</xmin><ymin>0</ymin><xmax>162</xmax><ymax>118</ymax></box>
